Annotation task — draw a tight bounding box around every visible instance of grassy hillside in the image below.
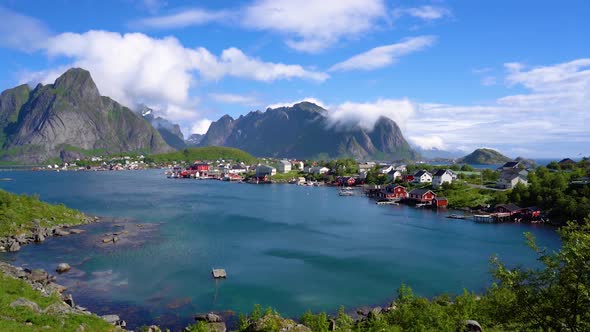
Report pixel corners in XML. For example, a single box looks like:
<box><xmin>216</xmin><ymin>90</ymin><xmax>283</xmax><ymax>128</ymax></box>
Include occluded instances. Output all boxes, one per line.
<box><xmin>0</xmin><ymin>273</ymin><xmax>114</xmax><ymax>332</ymax></box>
<box><xmin>458</xmin><ymin>148</ymin><xmax>512</xmax><ymax>165</ymax></box>
<box><xmin>0</xmin><ymin>190</ymin><xmax>87</xmax><ymax>237</ymax></box>
<box><xmin>146</xmin><ymin>146</ymin><xmax>256</xmax><ymax>164</ymax></box>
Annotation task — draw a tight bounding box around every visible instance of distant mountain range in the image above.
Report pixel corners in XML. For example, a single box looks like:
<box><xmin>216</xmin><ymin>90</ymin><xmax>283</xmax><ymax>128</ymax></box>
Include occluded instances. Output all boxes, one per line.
<box><xmin>0</xmin><ymin>67</ymin><xmax>428</xmax><ymax>163</ymax></box>
<box><xmin>0</xmin><ymin>68</ymin><xmax>173</xmax><ymax>163</ymax></box>
<box><xmin>198</xmin><ymin>102</ymin><xmax>418</xmax><ymax>160</ymax></box>
<box><xmin>136</xmin><ymin>105</ymin><xmax>187</xmax><ymax>150</ymax></box>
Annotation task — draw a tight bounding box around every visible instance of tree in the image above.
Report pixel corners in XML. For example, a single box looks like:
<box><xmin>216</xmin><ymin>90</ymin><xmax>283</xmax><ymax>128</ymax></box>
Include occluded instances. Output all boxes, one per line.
<box><xmin>491</xmin><ymin>218</ymin><xmax>590</xmax><ymax>331</ymax></box>
<box><xmin>461</xmin><ymin>164</ymin><xmax>475</xmax><ymax>172</ymax></box>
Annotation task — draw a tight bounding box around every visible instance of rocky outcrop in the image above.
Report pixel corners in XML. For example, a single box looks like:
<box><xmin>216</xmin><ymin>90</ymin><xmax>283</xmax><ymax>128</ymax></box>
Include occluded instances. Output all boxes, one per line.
<box><xmin>0</xmin><ymin>216</ymin><xmax>99</xmax><ymax>252</ymax></box>
<box><xmin>0</xmin><ymin>68</ymin><xmax>173</xmax><ymax>163</ymax></box>
<box><xmin>199</xmin><ymin>102</ymin><xmax>418</xmax><ymax>160</ymax></box>
<box><xmin>244</xmin><ymin>313</ymin><xmax>311</xmax><ymax>332</ymax></box>
<box><xmin>0</xmin><ymin>261</ymin><xmax>127</xmax><ymax>329</ymax></box>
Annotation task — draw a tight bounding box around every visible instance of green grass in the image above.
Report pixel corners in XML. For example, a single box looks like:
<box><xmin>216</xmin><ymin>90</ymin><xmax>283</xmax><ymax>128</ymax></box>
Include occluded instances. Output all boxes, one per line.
<box><xmin>58</xmin><ymin>144</ymin><xmax>108</xmax><ymax>157</ymax></box>
<box><xmin>0</xmin><ymin>273</ymin><xmax>115</xmax><ymax>332</ymax></box>
<box><xmin>436</xmin><ymin>183</ymin><xmax>495</xmax><ymax>208</ymax></box>
<box><xmin>270</xmin><ymin>170</ymin><xmax>304</xmax><ymax>181</ymax></box>
<box><xmin>0</xmin><ymin>190</ymin><xmax>87</xmax><ymax>237</ymax></box>
<box><xmin>146</xmin><ymin>146</ymin><xmax>256</xmax><ymax>164</ymax></box>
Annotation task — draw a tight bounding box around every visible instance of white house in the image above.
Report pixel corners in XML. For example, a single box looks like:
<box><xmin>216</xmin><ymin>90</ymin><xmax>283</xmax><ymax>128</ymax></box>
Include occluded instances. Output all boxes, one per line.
<box><xmin>229</xmin><ymin>164</ymin><xmax>247</xmax><ymax>174</ymax></box>
<box><xmin>309</xmin><ymin>166</ymin><xmax>330</xmax><ymax>175</ymax></box>
<box><xmin>277</xmin><ymin>160</ymin><xmax>292</xmax><ymax>173</ymax></box>
<box><xmin>432</xmin><ymin>169</ymin><xmax>454</xmax><ymax>188</ymax></box>
<box><xmin>497</xmin><ymin>170</ymin><xmax>528</xmax><ymax>189</ymax></box>
<box><xmin>379</xmin><ymin>165</ymin><xmax>394</xmax><ymax>174</ymax></box>
<box><xmin>291</xmin><ymin>160</ymin><xmax>304</xmax><ymax>170</ymax></box>
<box><xmin>387</xmin><ymin>169</ymin><xmax>402</xmax><ymax>182</ymax></box>
<box><xmin>255</xmin><ymin>165</ymin><xmax>276</xmax><ymax>177</ymax></box>
<box><xmin>394</xmin><ymin>164</ymin><xmax>407</xmax><ymax>173</ymax></box>
<box><xmin>413</xmin><ymin>170</ymin><xmax>433</xmax><ymax>183</ymax></box>
<box><xmin>358</xmin><ymin>162</ymin><xmax>375</xmax><ymax>172</ymax></box>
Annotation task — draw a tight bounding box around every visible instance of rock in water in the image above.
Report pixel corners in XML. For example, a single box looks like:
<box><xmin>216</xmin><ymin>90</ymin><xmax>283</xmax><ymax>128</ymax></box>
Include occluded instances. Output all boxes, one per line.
<box><xmin>8</xmin><ymin>240</ymin><xmax>20</xmax><ymax>252</ymax></box>
<box><xmin>212</xmin><ymin>269</ymin><xmax>227</xmax><ymax>278</ymax></box>
<box><xmin>56</xmin><ymin>263</ymin><xmax>71</xmax><ymax>273</ymax></box>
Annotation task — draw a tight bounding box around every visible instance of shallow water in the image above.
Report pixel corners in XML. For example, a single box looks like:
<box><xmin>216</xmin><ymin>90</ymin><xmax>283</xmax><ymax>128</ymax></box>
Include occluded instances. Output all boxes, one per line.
<box><xmin>0</xmin><ymin>170</ymin><xmax>560</xmax><ymax>330</ymax></box>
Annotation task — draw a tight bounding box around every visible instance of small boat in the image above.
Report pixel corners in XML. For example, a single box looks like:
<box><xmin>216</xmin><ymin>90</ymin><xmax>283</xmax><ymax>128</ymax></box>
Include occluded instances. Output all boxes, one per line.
<box><xmin>447</xmin><ymin>214</ymin><xmax>466</xmax><ymax>219</ymax></box>
<box><xmin>339</xmin><ymin>188</ymin><xmax>354</xmax><ymax>196</ymax></box>
<box><xmin>376</xmin><ymin>199</ymin><xmax>399</xmax><ymax>205</ymax></box>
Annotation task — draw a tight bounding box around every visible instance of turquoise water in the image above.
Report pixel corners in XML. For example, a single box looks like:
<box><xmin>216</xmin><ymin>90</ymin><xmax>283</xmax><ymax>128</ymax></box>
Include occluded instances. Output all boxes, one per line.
<box><xmin>0</xmin><ymin>170</ymin><xmax>560</xmax><ymax>329</ymax></box>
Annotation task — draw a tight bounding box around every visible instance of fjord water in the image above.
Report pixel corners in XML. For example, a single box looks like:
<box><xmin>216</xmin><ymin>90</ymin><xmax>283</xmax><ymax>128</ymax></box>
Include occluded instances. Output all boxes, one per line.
<box><xmin>0</xmin><ymin>170</ymin><xmax>559</xmax><ymax>329</ymax></box>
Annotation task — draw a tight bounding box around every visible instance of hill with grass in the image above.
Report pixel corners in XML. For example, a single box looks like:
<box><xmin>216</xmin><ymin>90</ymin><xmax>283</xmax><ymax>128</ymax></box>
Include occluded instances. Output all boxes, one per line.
<box><xmin>146</xmin><ymin>146</ymin><xmax>256</xmax><ymax>164</ymax></box>
<box><xmin>457</xmin><ymin>148</ymin><xmax>512</xmax><ymax>165</ymax></box>
<box><xmin>0</xmin><ymin>190</ymin><xmax>88</xmax><ymax>238</ymax></box>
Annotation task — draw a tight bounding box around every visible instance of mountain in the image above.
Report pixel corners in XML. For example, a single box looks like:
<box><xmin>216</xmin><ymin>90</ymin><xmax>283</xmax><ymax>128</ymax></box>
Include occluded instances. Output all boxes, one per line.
<box><xmin>457</xmin><ymin>148</ymin><xmax>512</xmax><ymax>164</ymax></box>
<box><xmin>199</xmin><ymin>102</ymin><xmax>418</xmax><ymax>160</ymax></box>
<box><xmin>185</xmin><ymin>134</ymin><xmax>203</xmax><ymax>146</ymax></box>
<box><xmin>137</xmin><ymin>106</ymin><xmax>186</xmax><ymax>150</ymax></box>
<box><xmin>0</xmin><ymin>68</ymin><xmax>173</xmax><ymax>163</ymax></box>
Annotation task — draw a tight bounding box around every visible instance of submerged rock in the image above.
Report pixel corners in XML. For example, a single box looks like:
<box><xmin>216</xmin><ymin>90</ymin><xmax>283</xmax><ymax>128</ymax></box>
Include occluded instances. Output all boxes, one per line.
<box><xmin>54</xmin><ymin>229</ymin><xmax>70</xmax><ymax>237</ymax></box>
<box><xmin>56</xmin><ymin>263</ymin><xmax>71</xmax><ymax>273</ymax></box>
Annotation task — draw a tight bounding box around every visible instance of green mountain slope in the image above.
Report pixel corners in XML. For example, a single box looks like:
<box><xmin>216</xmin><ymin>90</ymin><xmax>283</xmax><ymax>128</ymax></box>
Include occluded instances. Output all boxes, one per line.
<box><xmin>457</xmin><ymin>148</ymin><xmax>512</xmax><ymax>164</ymax></box>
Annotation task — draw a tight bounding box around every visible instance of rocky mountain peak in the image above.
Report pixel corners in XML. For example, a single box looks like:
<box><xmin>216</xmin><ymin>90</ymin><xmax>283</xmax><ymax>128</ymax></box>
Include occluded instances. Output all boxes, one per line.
<box><xmin>53</xmin><ymin>68</ymin><xmax>101</xmax><ymax>103</ymax></box>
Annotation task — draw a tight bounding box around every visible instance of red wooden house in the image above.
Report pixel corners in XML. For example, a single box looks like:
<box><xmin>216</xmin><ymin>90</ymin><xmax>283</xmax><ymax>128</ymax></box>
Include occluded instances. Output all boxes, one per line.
<box><xmin>408</xmin><ymin>188</ymin><xmax>436</xmax><ymax>202</ymax></box>
<box><xmin>495</xmin><ymin>203</ymin><xmax>522</xmax><ymax>216</ymax></box>
<box><xmin>385</xmin><ymin>185</ymin><xmax>408</xmax><ymax>199</ymax></box>
<box><xmin>433</xmin><ymin>197</ymin><xmax>448</xmax><ymax>208</ymax></box>
<box><xmin>403</xmin><ymin>175</ymin><xmax>415</xmax><ymax>183</ymax></box>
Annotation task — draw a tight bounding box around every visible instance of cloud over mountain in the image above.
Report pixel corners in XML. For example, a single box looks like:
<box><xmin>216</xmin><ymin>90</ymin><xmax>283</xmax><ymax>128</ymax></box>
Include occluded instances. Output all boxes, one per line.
<box><xmin>20</xmin><ymin>30</ymin><xmax>328</xmax><ymax>135</ymax></box>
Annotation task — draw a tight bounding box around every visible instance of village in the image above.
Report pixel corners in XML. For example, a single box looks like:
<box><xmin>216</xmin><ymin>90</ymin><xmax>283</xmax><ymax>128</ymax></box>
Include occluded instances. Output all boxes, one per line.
<box><xmin>30</xmin><ymin>152</ymin><xmax>590</xmax><ymax>226</ymax></box>
<box><xmin>161</xmin><ymin>157</ymin><xmax>586</xmax><ymax>225</ymax></box>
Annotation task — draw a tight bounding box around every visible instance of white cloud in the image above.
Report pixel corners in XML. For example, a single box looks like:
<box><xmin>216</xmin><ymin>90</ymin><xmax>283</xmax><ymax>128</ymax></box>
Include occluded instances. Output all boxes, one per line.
<box><xmin>0</xmin><ymin>7</ymin><xmax>51</xmax><ymax>52</ymax></box>
<box><xmin>131</xmin><ymin>8</ymin><xmax>229</xmax><ymax>29</ymax></box>
<box><xmin>22</xmin><ymin>30</ymin><xmax>327</xmax><ymax>125</ymax></box>
<box><xmin>266</xmin><ymin>97</ymin><xmax>326</xmax><ymax>110</ymax></box>
<box><xmin>191</xmin><ymin>119</ymin><xmax>213</xmax><ymax>135</ymax></box>
<box><xmin>402</xmin><ymin>59</ymin><xmax>590</xmax><ymax>156</ymax></box>
<box><xmin>408</xmin><ymin>135</ymin><xmax>447</xmax><ymax>150</ymax></box>
<box><xmin>209</xmin><ymin>93</ymin><xmax>260</xmax><ymax>106</ymax></box>
<box><xmin>327</xmin><ymin>99</ymin><xmax>416</xmax><ymax>132</ymax></box>
<box><xmin>208</xmin><ymin>47</ymin><xmax>329</xmax><ymax>82</ymax></box>
<box><xmin>243</xmin><ymin>0</ymin><xmax>387</xmax><ymax>53</ymax></box>
<box><xmin>396</xmin><ymin>6</ymin><xmax>451</xmax><ymax>21</ymax></box>
<box><xmin>330</xmin><ymin>36</ymin><xmax>435</xmax><ymax>71</ymax></box>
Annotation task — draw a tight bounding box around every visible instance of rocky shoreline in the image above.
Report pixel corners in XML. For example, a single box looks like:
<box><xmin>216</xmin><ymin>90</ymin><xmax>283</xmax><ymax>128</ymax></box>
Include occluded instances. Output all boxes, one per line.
<box><xmin>0</xmin><ymin>215</ymin><xmax>99</xmax><ymax>253</ymax></box>
<box><xmin>0</xmin><ymin>260</ymin><xmax>129</xmax><ymax>329</ymax></box>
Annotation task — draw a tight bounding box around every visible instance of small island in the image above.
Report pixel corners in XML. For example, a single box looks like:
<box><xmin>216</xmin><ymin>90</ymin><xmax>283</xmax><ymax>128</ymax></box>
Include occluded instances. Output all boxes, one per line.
<box><xmin>456</xmin><ymin>148</ymin><xmax>513</xmax><ymax>165</ymax></box>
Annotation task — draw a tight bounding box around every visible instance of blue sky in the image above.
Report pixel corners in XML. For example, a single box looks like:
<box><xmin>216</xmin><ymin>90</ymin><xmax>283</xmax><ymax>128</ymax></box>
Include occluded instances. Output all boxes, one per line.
<box><xmin>0</xmin><ymin>0</ymin><xmax>589</xmax><ymax>158</ymax></box>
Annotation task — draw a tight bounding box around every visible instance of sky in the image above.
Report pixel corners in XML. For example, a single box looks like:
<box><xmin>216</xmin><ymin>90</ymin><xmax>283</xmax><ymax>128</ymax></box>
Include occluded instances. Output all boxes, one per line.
<box><xmin>0</xmin><ymin>0</ymin><xmax>588</xmax><ymax>158</ymax></box>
